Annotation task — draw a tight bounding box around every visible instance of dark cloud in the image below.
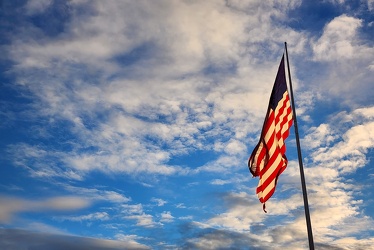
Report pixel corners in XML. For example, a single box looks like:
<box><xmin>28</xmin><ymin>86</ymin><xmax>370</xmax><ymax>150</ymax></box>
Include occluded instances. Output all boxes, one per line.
<box><xmin>314</xmin><ymin>243</ymin><xmax>345</xmax><ymax>250</ymax></box>
<box><xmin>0</xmin><ymin>229</ymin><xmax>149</xmax><ymax>250</ymax></box>
<box><xmin>178</xmin><ymin>222</ymin><xmax>267</xmax><ymax>250</ymax></box>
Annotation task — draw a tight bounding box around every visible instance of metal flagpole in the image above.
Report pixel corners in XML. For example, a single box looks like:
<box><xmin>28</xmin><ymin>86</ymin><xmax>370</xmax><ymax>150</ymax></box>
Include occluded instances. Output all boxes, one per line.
<box><xmin>284</xmin><ymin>42</ymin><xmax>315</xmax><ymax>250</ymax></box>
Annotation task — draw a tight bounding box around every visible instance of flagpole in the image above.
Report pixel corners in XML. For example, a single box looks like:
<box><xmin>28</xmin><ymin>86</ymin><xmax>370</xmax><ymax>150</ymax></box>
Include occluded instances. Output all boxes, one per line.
<box><xmin>284</xmin><ymin>42</ymin><xmax>315</xmax><ymax>250</ymax></box>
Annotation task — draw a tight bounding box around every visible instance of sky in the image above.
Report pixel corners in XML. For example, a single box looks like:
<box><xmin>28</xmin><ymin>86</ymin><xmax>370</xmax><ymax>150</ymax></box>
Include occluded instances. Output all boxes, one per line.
<box><xmin>0</xmin><ymin>0</ymin><xmax>373</xmax><ymax>249</ymax></box>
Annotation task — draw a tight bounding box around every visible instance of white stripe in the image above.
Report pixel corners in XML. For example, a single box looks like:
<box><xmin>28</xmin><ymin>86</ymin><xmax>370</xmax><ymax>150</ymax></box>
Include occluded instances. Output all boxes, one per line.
<box><xmin>280</xmin><ymin>112</ymin><xmax>292</xmax><ymax>135</ymax></box>
<box><xmin>260</xmin><ymin>152</ymin><xmax>282</xmax><ymax>183</ymax></box>
<box><xmin>260</xmin><ymin>177</ymin><xmax>277</xmax><ymax>199</ymax></box>
<box><xmin>274</xmin><ymin>92</ymin><xmax>290</xmax><ymax>116</ymax></box>
<box><xmin>255</xmin><ymin>115</ymin><xmax>282</xmax><ymax>172</ymax></box>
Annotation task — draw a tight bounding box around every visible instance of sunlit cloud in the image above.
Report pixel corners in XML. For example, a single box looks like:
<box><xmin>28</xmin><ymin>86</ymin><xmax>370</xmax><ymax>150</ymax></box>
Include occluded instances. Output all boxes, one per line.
<box><xmin>1</xmin><ymin>0</ymin><xmax>373</xmax><ymax>249</ymax></box>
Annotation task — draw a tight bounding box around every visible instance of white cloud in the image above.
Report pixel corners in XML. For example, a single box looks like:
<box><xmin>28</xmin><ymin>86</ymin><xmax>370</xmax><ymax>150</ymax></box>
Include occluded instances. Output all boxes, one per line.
<box><xmin>179</xmin><ymin>215</ymin><xmax>193</xmax><ymax>220</ymax></box>
<box><xmin>104</xmin><ymin>191</ymin><xmax>131</xmax><ymax>203</ymax></box>
<box><xmin>303</xmin><ymin>124</ymin><xmax>337</xmax><ymax>149</ymax></box>
<box><xmin>114</xmin><ymin>233</ymin><xmax>147</xmax><ymax>248</ymax></box>
<box><xmin>176</xmin><ymin>203</ymin><xmax>186</xmax><ymax>209</ymax></box>
<box><xmin>367</xmin><ymin>0</ymin><xmax>374</xmax><ymax>11</ymax></box>
<box><xmin>61</xmin><ymin>185</ymin><xmax>131</xmax><ymax>203</ymax></box>
<box><xmin>311</xmin><ymin>120</ymin><xmax>374</xmax><ymax>173</ymax></box>
<box><xmin>121</xmin><ymin>204</ymin><xmax>144</xmax><ymax>215</ymax></box>
<box><xmin>160</xmin><ymin>211</ymin><xmax>174</xmax><ymax>223</ymax></box>
<box><xmin>353</xmin><ymin>106</ymin><xmax>374</xmax><ymax>118</ymax></box>
<box><xmin>196</xmin><ymin>155</ymin><xmax>243</xmax><ymax>173</ymax></box>
<box><xmin>309</xmin><ymin>15</ymin><xmax>374</xmax><ymax>103</ymax></box>
<box><xmin>210</xmin><ymin>179</ymin><xmax>231</xmax><ymax>185</ymax></box>
<box><xmin>334</xmin><ymin>237</ymin><xmax>374</xmax><ymax>249</ymax></box>
<box><xmin>224</xmin><ymin>139</ymin><xmax>247</xmax><ymax>155</ymax></box>
<box><xmin>121</xmin><ymin>204</ymin><xmax>157</xmax><ymax>228</ymax></box>
<box><xmin>24</xmin><ymin>0</ymin><xmax>52</xmax><ymax>15</ymax></box>
<box><xmin>125</xmin><ymin>214</ymin><xmax>156</xmax><ymax>228</ymax></box>
<box><xmin>151</xmin><ymin>198</ymin><xmax>167</xmax><ymax>207</ymax></box>
<box><xmin>312</xmin><ymin>15</ymin><xmax>362</xmax><ymax>61</ymax></box>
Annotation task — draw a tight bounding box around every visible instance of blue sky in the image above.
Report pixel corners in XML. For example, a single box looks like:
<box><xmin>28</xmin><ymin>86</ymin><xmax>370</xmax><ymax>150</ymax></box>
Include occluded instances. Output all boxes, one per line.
<box><xmin>0</xmin><ymin>0</ymin><xmax>373</xmax><ymax>249</ymax></box>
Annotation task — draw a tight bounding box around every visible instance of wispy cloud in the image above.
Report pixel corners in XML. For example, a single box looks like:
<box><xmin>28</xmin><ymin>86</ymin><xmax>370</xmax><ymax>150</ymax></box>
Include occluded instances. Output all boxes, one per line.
<box><xmin>185</xmin><ymin>106</ymin><xmax>374</xmax><ymax>249</ymax></box>
<box><xmin>0</xmin><ymin>196</ymin><xmax>90</xmax><ymax>223</ymax></box>
<box><xmin>160</xmin><ymin>211</ymin><xmax>174</xmax><ymax>223</ymax></box>
<box><xmin>0</xmin><ymin>228</ymin><xmax>150</xmax><ymax>250</ymax></box>
<box><xmin>151</xmin><ymin>198</ymin><xmax>167</xmax><ymax>207</ymax></box>
<box><xmin>121</xmin><ymin>204</ymin><xmax>158</xmax><ymax>228</ymax></box>
<box><xmin>24</xmin><ymin>0</ymin><xmax>52</xmax><ymax>15</ymax></box>
<box><xmin>57</xmin><ymin>212</ymin><xmax>110</xmax><ymax>222</ymax></box>
<box><xmin>4</xmin><ymin>0</ymin><xmax>309</xmax><ymax>182</ymax></box>
<box><xmin>1</xmin><ymin>0</ymin><xmax>373</xmax><ymax>249</ymax></box>
<box><xmin>61</xmin><ymin>185</ymin><xmax>131</xmax><ymax>203</ymax></box>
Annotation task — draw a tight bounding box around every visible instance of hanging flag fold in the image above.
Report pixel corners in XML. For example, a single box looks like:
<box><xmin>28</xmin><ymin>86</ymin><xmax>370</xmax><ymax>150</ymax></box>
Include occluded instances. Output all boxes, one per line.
<box><xmin>248</xmin><ymin>55</ymin><xmax>293</xmax><ymax>211</ymax></box>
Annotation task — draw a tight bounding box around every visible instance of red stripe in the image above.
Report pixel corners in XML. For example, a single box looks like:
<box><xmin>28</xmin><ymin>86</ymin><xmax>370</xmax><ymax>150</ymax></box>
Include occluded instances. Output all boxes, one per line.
<box><xmin>259</xmin><ymin>145</ymin><xmax>280</xmax><ymax>176</ymax></box>
<box><xmin>262</xmin><ymin>187</ymin><xmax>275</xmax><ymax>203</ymax></box>
<box><xmin>274</xmin><ymin>97</ymin><xmax>287</xmax><ymax>125</ymax></box>
<box><xmin>262</xmin><ymin>110</ymin><xmax>275</xmax><ymax>138</ymax></box>
<box><xmin>257</xmin><ymin>153</ymin><xmax>284</xmax><ymax>193</ymax></box>
<box><xmin>257</xmin><ymin>159</ymin><xmax>285</xmax><ymax>202</ymax></box>
<box><xmin>262</xmin><ymin>158</ymin><xmax>288</xmax><ymax>203</ymax></box>
<box><xmin>280</xmin><ymin>105</ymin><xmax>292</xmax><ymax>132</ymax></box>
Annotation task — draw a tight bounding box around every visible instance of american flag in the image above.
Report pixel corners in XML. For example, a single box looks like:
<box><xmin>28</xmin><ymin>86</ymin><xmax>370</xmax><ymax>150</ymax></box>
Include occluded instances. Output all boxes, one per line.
<box><xmin>248</xmin><ymin>54</ymin><xmax>293</xmax><ymax>212</ymax></box>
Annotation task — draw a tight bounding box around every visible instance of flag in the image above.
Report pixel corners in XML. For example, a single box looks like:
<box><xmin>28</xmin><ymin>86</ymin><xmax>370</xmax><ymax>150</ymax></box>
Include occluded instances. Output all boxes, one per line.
<box><xmin>248</xmin><ymin>54</ymin><xmax>293</xmax><ymax>212</ymax></box>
